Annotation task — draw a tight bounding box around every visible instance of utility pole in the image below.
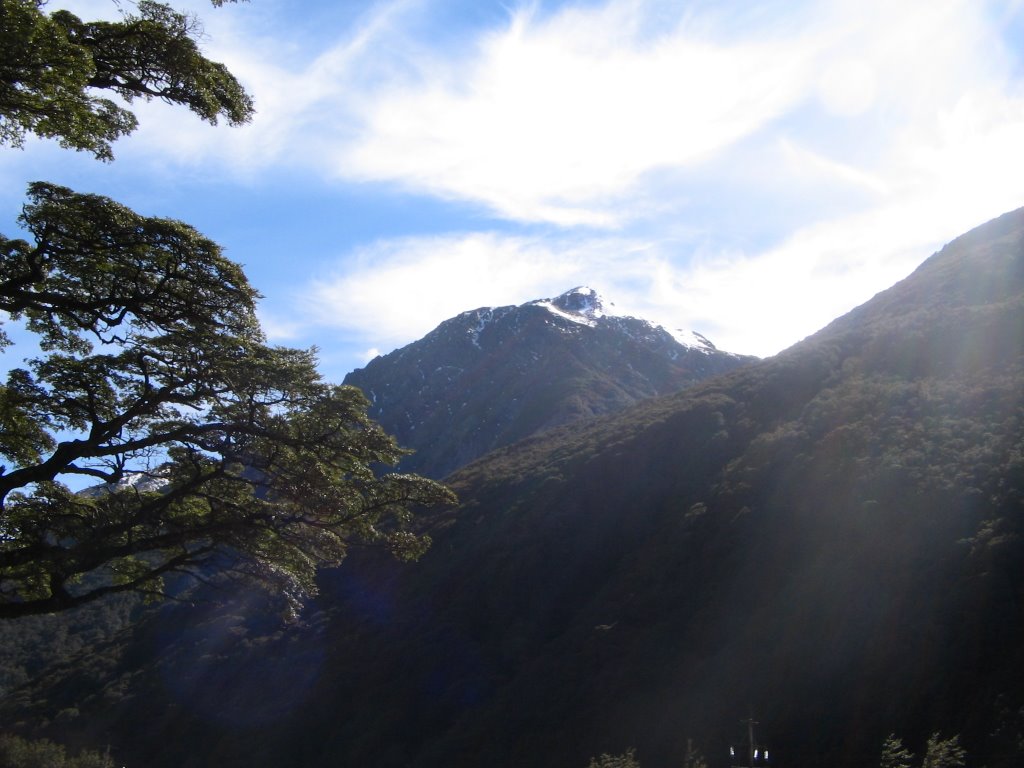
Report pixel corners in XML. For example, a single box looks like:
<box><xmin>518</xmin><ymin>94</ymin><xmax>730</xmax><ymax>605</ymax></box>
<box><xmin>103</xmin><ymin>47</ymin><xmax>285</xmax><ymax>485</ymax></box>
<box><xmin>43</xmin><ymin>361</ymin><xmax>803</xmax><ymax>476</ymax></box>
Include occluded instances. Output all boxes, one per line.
<box><xmin>743</xmin><ymin>718</ymin><xmax>758</xmax><ymax>768</ymax></box>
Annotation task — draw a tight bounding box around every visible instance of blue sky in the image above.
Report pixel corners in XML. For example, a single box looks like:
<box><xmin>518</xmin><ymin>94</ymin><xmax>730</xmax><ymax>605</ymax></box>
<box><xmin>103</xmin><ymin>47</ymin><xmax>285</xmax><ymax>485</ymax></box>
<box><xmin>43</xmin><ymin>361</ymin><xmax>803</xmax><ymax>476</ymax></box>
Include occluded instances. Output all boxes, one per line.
<box><xmin>3</xmin><ymin>0</ymin><xmax>1024</xmax><ymax>381</ymax></box>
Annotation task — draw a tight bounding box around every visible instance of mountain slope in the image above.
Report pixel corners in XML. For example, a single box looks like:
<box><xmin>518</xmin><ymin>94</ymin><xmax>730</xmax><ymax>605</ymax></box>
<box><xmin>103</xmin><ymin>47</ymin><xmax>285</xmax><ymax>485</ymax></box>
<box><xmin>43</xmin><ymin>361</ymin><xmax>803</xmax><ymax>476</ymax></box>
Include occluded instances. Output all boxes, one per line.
<box><xmin>343</xmin><ymin>286</ymin><xmax>755</xmax><ymax>478</ymax></box>
<box><xmin>415</xmin><ymin>207</ymin><xmax>1024</xmax><ymax>767</ymax></box>
<box><xmin>4</xmin><ymin>211</ymin><xmax>1024</xmax><ymax>768</ymax></box>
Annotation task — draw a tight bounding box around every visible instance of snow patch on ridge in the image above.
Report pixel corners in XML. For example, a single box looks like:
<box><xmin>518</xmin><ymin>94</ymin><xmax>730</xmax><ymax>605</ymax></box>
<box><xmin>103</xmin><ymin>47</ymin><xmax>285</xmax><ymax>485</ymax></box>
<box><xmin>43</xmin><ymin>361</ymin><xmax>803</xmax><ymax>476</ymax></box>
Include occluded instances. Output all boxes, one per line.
<box><xmin>533</xmin><ymin>300</ymin><xmax>598</xmax><ymax>328</ymax></box>
<box><xmin>456</xmin><ymin>287</ymin><xmax>725</xmax><ymax>356</ymax></box>
<box><xmin>535</xmin><ymin>287</ymin><xmax>719</xmax><ymax>354</ymax></box>
<box><xmin>455</xmin><ymin>307</ymin><xmax>497</xmax><ymax>348</ymax></box>
<box><xmin>531</xmin><ymin>286</ymin><xmax>612</xmax><ymax>328</ymax></box>
<box><xmin>469</xmin><ymin>309</ymin><xmax>494</xmax><ymax>348</ymax></box>
<box><xmin>666</xmin><ymin>328</ymin><xmax>717</xmax><ymax>354</ymax></box>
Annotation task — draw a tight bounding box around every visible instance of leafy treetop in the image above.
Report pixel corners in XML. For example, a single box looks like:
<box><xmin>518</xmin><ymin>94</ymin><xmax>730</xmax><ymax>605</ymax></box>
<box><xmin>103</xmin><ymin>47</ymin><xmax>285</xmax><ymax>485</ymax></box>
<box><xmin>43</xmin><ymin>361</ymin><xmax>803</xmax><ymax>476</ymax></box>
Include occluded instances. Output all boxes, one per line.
<box><xmin>0</xmin><ymin>182</ymin><xmax>456</xmax><ymax>619</ymax></box>
<box><xmin>922</xmin><ymin>734</ymin><xmax>967</xmax><ymax>768</ymax></box>
<box><xmin>881</xmin><ymin>734</ymin><xmax>915</xmax><ymax>768</ymax></box>
<box><xmin>0</xmin><ymin>0</ymin><xmax>455</xmax><ymax>621</ymax></box>
<box><xmin>587</xmin><ymin>749</ymin><xmax>641</xmax><ymax>768</ymax></box>
<box><xmin>0</xmin><ymin>0</ymin><xmax>254</xmax><ymax>160</ymax></box>
<box><xmin>0</xmin><ymin>733</ymin><xmax>115</xmax><ymax>768</ymax></box>
<box><xmin>882</xmin><ymin>733</ymin><xmax>968</xmax><ymax>768</ymax></box>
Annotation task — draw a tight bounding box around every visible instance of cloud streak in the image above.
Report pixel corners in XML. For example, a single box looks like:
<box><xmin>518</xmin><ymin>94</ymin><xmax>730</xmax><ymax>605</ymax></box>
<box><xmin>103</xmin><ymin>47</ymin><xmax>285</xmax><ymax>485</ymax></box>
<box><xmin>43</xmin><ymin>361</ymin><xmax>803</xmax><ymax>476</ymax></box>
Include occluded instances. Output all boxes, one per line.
<box><xmin>305</xmin><ymin>232</ymin><xmax>602</xmax><ymax>351</ymax></box>
<box><xmin>294</xmin><ymin>0</ymin><xmax>1024</xmax><ymax>361</ymax></box>
<box><xmin>60</xmin><ymin>0</ymin><xmax>1023</xmax><ymax>234</ymax></box>
<box><xmin>16</xmin><ymin>0</ymin><xmax>1024</xmax><ymax>371</ymax></box>
<box><xmin>296</xmin><ymin>216</ymin><xmax>936</xmax><ymax>362</ymax></box>
<box><xmin>337</xmin><ymin>2</ymin><xmax>812</xmax><ymax>225</ymax></box>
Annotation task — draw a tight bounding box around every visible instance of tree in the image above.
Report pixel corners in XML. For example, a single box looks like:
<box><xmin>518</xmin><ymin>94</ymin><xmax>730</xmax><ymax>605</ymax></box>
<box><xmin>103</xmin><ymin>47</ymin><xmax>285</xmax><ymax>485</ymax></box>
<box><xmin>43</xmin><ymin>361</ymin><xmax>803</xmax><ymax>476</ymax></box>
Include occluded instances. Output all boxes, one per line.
<box><xmin>587</xmin><ymin>749</ymin><xmax>641</xmax><ymax>768</ymax></box>
<box><xmin>880</xmin><ymin>734</ymin><xmax>915</xmax><ymax>768</ymax></box>
<box><xmin>0</xmin><ymin>182</ymin><xmax>456</xmax><ymax>618</ymax></box>
<box><xmin>0</xmin><ymin>1</ymin><xmax>457</xmax><ymax>619</ymax></box>
<box><xmin>881</xmin><ymin>732</ymin><xmax>968</xmax><ymax>768</ymax></box>
<box><xmin>921</xmin><ymin>733</ymin><xmax>966</xmax><ymax>768</ymax></box>
<box><xmin>0</xmin><ymin>0</ymin><xmax>253</xmax><ymax>160</ymax></box>
<box><xmin>0</xmin><ymin>733</ymin><xmax>115</xmax><ymax>767</ymax></box>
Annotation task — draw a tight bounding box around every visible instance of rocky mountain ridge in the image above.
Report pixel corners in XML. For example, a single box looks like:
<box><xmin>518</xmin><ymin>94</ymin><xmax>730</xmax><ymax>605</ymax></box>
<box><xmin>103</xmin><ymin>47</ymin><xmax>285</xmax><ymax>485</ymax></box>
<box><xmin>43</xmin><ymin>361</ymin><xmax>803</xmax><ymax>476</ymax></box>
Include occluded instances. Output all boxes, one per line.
<box><xmin>344</xmin><ymin>286</ymin><xmax>755</xmax><ymax>478</ymax></box>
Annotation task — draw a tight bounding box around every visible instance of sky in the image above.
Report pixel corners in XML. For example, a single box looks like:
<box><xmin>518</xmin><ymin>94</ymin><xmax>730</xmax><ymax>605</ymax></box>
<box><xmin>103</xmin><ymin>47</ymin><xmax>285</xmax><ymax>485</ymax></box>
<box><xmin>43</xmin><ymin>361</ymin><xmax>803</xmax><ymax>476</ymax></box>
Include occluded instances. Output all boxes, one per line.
<box><xmin>3</xmin><ymin>0</ymin><xmax>1024</xmax><ymax>381</ymax></box>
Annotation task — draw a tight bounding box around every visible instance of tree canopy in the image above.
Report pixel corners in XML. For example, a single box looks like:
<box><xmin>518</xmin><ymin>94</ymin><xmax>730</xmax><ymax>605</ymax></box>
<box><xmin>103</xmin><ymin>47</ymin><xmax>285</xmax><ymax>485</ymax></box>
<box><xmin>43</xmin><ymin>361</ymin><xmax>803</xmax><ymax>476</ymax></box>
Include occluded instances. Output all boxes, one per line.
<box><xmin>587</xmin><ymin>749</ymin><xmax>641</xmax><ymax>768</ymax></box>
<box><xmin>0</xmin><ymin>0</ymin><xmax>456</xmax><ymax>619</ymax></box>
<box><xmin>0</xmin><ymin>182</ymin><xmax>456</xmax><ymax>618</ymax></box>
<box><xmin>0</xmin><ymin>0</ymin><xmax>253</xmax><ymax>160</ymax></box>
<box><xmin>0</xmin><ymin>733</ymin><xmax>114</xmax><ymax>768</ymax></box>
<box><xmin>880</xmin><ymin>734</ymin><xmax>915</xmax><ymax>768</ymax></box>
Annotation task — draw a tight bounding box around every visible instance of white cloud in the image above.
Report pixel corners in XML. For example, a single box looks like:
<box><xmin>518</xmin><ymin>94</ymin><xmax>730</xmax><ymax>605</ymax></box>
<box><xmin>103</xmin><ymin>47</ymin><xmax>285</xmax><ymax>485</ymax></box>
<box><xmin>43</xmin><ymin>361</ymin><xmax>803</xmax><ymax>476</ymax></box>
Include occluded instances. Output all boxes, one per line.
<box><xmin>43</xmin><ymin>0</ymin><xmax>1021</xmax><ymax>237</ymax></box>
<box><xmin>305</xmin><ymin>232</ymin><xmax>599</xmax><ymax>348</ymax></box>
<box><xmin>290</xmin><ymin>227</ymin><xmax>869</xmax><ymax>359</ymax></box>
<box><xmin>298</xmin><ymin>151</ymin><xmax>1024</xmax><ymax>360</ymax></box>
<box><xmin>99</xmin><ymin>0</ymin><xmax>417</xmax><ymax>175</ymax></box>
<box><xmin>256</xmin><ymin>308</ymin><xmax>304</xmax><ymax>343</ymax></box>
<box><xmin>816</xmin><ymin>58</ymin><xmax>877</xmax><ymax>117</ymax></box>
<box><xmin>15</xmin><ymin>0</ymin><xmax>1024</xmax><ymax>365</ymax></box>
<box><xmin>61</xmin><ymin>0</ymin><xmax>813</xmax><ymax>222</ymax></box>
<box><xmin>304</xmin><ymin>0</ymin><xmax>1021</xmax><ymax>234</ymax></box>
<box><xmin>337</xmin><ymin>1</ymin><xmax>812</xmax><ymax>225</ymax></box>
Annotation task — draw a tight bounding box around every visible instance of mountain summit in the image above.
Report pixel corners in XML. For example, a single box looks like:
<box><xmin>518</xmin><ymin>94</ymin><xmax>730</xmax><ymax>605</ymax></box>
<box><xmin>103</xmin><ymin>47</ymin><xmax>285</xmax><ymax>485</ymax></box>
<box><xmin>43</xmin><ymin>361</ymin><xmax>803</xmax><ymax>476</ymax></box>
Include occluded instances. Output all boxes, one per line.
<box><xmin>536</xmin><ymin>286</ymin><xmax>717</xmax><ymax>351</ymax></box>
<box><xmin>543</xmin><ymin>285</ymin><xmax>610</xmax><ymax>321</ymax></box>
<box><xmin>344</xmin><ymin>287</ymin><xmax>755</xmax><ymax>478</ymax></box>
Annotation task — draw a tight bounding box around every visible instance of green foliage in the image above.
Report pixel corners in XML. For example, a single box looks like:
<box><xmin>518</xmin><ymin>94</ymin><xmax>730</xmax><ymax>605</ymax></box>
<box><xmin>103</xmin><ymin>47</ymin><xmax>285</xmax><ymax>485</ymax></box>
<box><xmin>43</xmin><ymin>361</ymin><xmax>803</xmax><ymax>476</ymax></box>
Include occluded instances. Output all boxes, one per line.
<box><xmin>587</xmin><ymin>748</ymin><xmax>640</xmax><ymax>768</ymax></box>
<box><xmin>881</xmin><ymin>734</ymin><xmax>914</xmax><ymax>768</ymax></box>
<box><xmin>922</xmin><ymin>733</ymin><xmax>967</xmax><ymax>768</ymax></box>
<box><xmin>0</xmin><ymin>734</ymin><xmax>114</xmax><ymax>767</ymax></box>
<box><xmin>0</xmin><ymin>0</ymin><xmax>253</xmax><ymax>160</ymax></box>
<box><xmin>0</xmin><ymin>0</ymin><xmax>455</xmax><ymax>621</ymax></box>
<box><xmin>0</xmin><ymin>183</ymin><xmax>455</xmax><ymax>621</ymax></box>
<box><xmin>0</xmin><ymin>591</ymin><xmax>138</xmax><ymax>696</ymax></box>
<box><xmin>1</xmin><ymin>180</ymin><xmax>259</xmax><ymax>353</ymax></box>
<box><xmin>881</xmin><ymin>733</ymin><xmax>967</xmax><ymax>768</ymax></box>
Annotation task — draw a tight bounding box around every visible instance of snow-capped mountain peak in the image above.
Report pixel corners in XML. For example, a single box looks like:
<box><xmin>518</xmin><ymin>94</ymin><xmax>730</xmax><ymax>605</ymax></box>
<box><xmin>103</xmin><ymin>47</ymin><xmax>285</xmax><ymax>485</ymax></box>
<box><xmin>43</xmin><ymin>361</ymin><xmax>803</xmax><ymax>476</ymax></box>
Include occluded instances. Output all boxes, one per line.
<box><xmin>531</xmin><ymin>286</ymin><xmax>615</xmax><ymax>327</ymax></box>
<box><xmin>549</xmin><ymin>286</ymin><xmax>610</xmax><ymax>319</ymax></box>
<box><xmin>345</xmin><ymin>286</ymin><xmax>757</xmax><ymax>478</ymax></box>
<box><xmin>529</xmin><ymin>287</ymin><xmax>720</xmax><ymax>354</ymax></box>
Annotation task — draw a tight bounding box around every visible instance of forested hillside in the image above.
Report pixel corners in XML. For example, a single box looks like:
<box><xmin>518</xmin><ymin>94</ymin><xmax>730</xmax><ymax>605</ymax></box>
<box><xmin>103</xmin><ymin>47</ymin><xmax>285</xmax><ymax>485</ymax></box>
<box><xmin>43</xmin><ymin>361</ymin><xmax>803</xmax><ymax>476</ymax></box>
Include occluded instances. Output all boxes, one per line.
<box><xmin>2</xmin><ymin>208</ymin><xmax>1023</xmax><ymax>768</ymax></box>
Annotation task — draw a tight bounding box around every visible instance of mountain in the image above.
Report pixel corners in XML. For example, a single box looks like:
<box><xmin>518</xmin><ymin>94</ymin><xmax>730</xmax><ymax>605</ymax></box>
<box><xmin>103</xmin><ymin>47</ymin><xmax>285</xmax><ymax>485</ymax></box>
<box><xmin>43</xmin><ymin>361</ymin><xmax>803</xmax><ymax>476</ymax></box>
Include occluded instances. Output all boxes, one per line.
<box><xmin>3</xmin><ymin>211</ymin><xmax>1024</xmax><ymax>768</ymax></box>
<box><xmin>343</xmin><ymin>286</ymin><xmax>756</xmax><ymax>478</ymax></box>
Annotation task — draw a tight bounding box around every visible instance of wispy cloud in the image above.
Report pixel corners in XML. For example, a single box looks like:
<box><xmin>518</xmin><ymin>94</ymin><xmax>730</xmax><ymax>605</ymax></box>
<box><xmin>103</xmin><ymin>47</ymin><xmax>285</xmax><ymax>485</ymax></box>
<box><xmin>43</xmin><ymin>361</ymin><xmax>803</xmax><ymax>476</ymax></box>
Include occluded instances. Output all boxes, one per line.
<box><xmin>304</xmin><ymin>232</ymin><xmax>602</xmax><ymax>348</ymax></box>
<box><xmin>16</xmin><ymin>0</ymin><xmax>1024</xmax><ymax>368</ymax></box>
<box><xmin>292</xmin><ymin>220</ymin><xmax>924</xmax><ymax>360</ymax></box>
<box><xmin>293</xmin><ymin>0</ymin><xmax>1024</xmax><ymax>360</ymax></box>
<box><xmin>329</xmin><ymin>0</ymin><xmax>1023</xmax><ymax>227</ymax></box>
<box><xmin>298</xmin><ymin>168</ymin><xmax>1024</xmax><ymax>362</ymax></box>
<box><xmin>106</xmin><ymin>0</ymin><xmax>418</xmax><ymax>175</ymax></box>
<box><xmin>54</xmin><ymin>0</ymin><xmax>1022</xmax><ymax>234</ymax></box>
<box><xmin>337</xmin><ymin>2</ymin><xmax>812</xmax><ymax>225</ymax></box>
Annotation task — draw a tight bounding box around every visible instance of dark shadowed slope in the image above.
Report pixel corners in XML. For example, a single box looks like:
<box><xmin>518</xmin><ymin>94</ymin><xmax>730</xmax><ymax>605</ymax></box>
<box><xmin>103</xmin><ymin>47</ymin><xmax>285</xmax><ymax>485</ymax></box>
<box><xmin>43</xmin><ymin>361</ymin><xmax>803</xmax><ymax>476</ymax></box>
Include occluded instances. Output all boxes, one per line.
<box><xmin>4</xmin><ymin>209</ymin><xmax>1024</xmax><ymax>768</ymax></box>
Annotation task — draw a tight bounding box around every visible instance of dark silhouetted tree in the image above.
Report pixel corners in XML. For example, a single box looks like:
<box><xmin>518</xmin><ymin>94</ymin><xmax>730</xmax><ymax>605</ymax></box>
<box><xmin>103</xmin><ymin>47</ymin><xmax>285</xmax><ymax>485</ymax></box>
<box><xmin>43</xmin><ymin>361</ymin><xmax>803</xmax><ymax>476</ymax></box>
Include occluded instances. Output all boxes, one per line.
<box><xmin>588</xmin><ymin>748</ymin><xmax>641</xmax><ymax>768</ymax></box>
<box><xmin>0</xmin><ymin>733</ymin><xmax>115</xmax><ymax>767</ymax></box>
<box><xmin>881</xmin><ymin>734</ymin><xmax>915</xmax><ymax>768</ymax></box>
<box><xmin>922</xmin><ymin>733</ymin><xmax>966</xmax><ymax>768</ymax></box>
